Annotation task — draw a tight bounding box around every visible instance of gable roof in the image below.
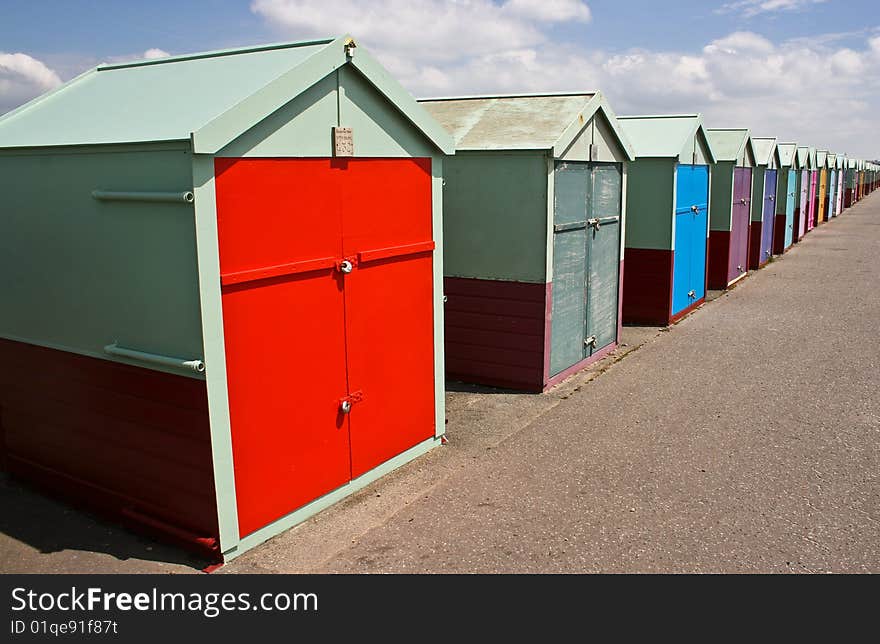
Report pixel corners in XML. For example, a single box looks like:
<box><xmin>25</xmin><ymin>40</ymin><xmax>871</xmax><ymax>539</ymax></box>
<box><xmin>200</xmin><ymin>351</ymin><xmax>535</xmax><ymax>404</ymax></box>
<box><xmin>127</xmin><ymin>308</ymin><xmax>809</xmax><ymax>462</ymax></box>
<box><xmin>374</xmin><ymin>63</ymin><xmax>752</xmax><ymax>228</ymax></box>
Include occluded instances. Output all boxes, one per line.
<box><xmin>751</xmin><ymin>137</ymin><xmax>778</xmax><ymax>166</ymax></box>
<box><xmin>797</xmin><ymin>146</ymin><xmax>811</xmax><ymax>169</ymax></box>
<box><xmin>706</xmin><ymin>128</ymin><xmax>755</xmax><ymax>163</ymax></box>
<box><xmin>0</xmin><ymin>36</ymin><xmax>454</xmax><ymax>155</ymax></box>
<box><xmin>816</xmin><ymin>150</ymin><xmax>829</xmax><ymax>168</ymax></box>
<box><xmin>418</xmin><ymin>92</ymin><xmax>634</xmax><ymax>160</ymax></box>
<box><xmin>777</xmin><ymin>143</ymin><xmax>798</xmax><ymax>168</ymax></box>
<box><xmin>616</xmin><ymin>113</ymin><xmax>716</xmax><ymax>163</ymax></box>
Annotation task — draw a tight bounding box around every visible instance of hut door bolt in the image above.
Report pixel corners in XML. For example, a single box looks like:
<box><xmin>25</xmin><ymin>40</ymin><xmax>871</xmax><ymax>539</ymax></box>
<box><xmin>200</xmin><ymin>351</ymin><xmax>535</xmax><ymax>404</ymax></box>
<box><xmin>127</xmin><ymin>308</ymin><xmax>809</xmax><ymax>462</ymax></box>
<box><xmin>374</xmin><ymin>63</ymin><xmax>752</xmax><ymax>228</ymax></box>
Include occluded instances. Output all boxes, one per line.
<box><xmin>338</xmin><ymin>258</ymin><xmax>356</xmax><ymax>274</ymax></box>
<box><xmin>688</xmin><ymin>290</ymin><xmax>696</xmax><ymax>299</ymax></box>
<box><xmin>584</xmin><ymin>335</ymin><xmax>597</xmax><ymax>348</ymax></box>
<box><xmin>339</xmin><ymin>390</ymin><xmax>365</xmax><ymax>414</ymax></box>
<box><xmin>587</xmin><ymin>218</ymin><xmax>600</xmax><ymax>230</ymax></box>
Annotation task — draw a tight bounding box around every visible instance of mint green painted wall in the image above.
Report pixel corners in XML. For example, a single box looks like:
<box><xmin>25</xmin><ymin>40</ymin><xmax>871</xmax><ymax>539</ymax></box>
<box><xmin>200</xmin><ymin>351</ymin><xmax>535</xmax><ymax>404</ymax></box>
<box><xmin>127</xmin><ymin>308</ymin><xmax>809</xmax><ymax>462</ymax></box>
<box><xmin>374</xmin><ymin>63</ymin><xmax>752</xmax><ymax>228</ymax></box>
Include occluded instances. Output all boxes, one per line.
<box><xmin>624</xmin><ymin>158</ymin><xmax>675</xmax><ymax>251</ymax></box>
<box><xmin>218</xmin><ymin>67</ymin><xmax>436</xmax><ymax>159</ymax></box>
<box><xmin>0</xmin><ymin>144</ymin><xmax>203</xmax><ymax>375</ymax></box>
<box><xmin>751</xmin><ymin>169</ymin><xmax>766</xmax><ymax>222</ymax></box>
<box><xmin>710</xmin><ymin>161</ymin><xmax>735</xmax><ymax>231</ymax></box>
<box><xmin>443</xmin><ymin>151</ymin><xmax>548</xmax><ymax>283</ymax></box>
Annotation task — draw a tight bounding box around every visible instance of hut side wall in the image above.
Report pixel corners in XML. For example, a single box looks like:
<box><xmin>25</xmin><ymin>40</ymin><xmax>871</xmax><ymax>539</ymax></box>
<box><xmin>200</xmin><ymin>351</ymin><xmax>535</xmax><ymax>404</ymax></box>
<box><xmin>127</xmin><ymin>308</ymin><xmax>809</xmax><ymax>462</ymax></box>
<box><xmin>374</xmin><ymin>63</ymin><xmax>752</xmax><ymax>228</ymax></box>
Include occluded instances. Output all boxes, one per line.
<box><xmin>0</xmin><ymin>144</ymin><xmax>218</xmax><ymax>557</ymax></box>
<box><xmin>622</xmin><ymin>158</ymin><xmax>676</xmax><ymax>325</ymax></box>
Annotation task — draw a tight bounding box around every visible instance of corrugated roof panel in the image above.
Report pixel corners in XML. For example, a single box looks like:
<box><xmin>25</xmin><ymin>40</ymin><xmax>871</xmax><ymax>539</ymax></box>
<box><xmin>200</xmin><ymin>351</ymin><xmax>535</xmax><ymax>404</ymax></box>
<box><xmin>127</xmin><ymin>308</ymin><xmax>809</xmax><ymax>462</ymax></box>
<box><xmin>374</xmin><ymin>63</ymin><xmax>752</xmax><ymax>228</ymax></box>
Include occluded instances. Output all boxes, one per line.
<box><xmin>419</xmin><ymin>94</ymin><xmax>594</xmax><ymax>150</ymax></box>
<box><xmin>616</xmin><ymin>114</ymin><xmax>700</xmax><ymax>158</ymax></box>
<box><xmin>706</xmin><ymin>129</ymin><xmax>750</xmax><ymax>161</ymax></box>
<box><xmin>0</xmin><ymin>41</ymin><xmax>331</xmax><ymax>148</ymax></box>
<box><xmin>751</xmin><ymin>137</ymin><xmax>777</xmax><ymax>166</ymax></box>
<box><xmin>777</xmin><ymin>143</ymin><xmax>797</xmax><ymax>167</ymax></box>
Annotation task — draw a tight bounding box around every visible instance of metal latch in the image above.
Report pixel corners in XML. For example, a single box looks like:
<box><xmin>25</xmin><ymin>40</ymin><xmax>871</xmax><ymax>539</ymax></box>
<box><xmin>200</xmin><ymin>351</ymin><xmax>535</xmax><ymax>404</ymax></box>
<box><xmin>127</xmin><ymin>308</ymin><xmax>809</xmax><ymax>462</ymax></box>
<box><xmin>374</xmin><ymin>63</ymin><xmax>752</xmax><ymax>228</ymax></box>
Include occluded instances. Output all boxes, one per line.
<box><xmin>740</xmin><ymin>198</ymin><xmax>747</xmax><ymax>205</ymax></box>
<box><xmin>587</xmin><ymin>218</ymin><xmax>600</xmax><ymax>230</ymax></box>
<box><xmin>337</xmin><ymin>258</ymin><xmax>356</xmax><ymax>274</ymax></box>
<box><xmin>339</xmin><ymin>390</ymin><xmax>365</xmax><ymax>414</ymax></box>
<box><xmin>691</xmin><ymin>205</ymin><xmax>699</xmax><ymax>213</ymax></box>
<box><xmin>688</xmin><ymin>290</ymin><xmax>696</xmax><ymax>298</ymax></box>
<box><xmin>584</xmin><ymin>335</ymin><xmax>597</xmax><ymax>348</ymax></box>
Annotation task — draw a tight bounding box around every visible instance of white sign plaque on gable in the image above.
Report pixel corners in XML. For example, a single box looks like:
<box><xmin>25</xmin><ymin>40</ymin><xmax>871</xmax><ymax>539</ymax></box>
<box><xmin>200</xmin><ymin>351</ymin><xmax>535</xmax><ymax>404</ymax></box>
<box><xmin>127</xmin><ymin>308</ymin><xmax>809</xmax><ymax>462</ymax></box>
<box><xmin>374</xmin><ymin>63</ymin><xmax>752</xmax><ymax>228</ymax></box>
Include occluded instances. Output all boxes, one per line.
<box><xmin>333</xmin><ymin>127</ymin><xmax>354</xmax><ymax>157</ymax></box>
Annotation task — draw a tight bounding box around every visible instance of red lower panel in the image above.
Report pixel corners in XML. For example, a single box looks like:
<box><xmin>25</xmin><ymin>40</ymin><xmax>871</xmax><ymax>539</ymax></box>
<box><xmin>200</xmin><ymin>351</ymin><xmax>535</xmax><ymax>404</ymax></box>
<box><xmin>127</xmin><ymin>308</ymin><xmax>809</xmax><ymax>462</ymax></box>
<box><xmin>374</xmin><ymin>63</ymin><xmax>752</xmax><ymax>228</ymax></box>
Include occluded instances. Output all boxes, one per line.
<box><xmin>773</xmin><ymin>214</ymin><xmax>787</xmax><ymax>255</ymax></box>
<box><xmin>444</xmin><ymin>277</ymin><xmax>546</xmax><ymax>392</ymax></box>
<box><xmin>748</xmin><ymin>222</ymin><xmax>766</xmax><ymax>270</ymax></box>
<box><xmin>845</xmin><ymin>189</ymin><xmax>854</xmax><ymax>208</ymax></box>
<box><xmin>346</xmin><ymin>254</ymin><xmax>436</xmax><ymax>478</ymax></box>
<box><xmin>621</xmin><ymin>248</ymin><xmax>673</xmax><ymax>326</ymax></box>
<box><xmin>707</xmin><ymin>231</ymin><xmax>731</xmax><ymax>290</ymax></box>
<box><xmin>0</xmin><ymin>338</ymin><xmax>218</xmax><ymax>558</ymax></box>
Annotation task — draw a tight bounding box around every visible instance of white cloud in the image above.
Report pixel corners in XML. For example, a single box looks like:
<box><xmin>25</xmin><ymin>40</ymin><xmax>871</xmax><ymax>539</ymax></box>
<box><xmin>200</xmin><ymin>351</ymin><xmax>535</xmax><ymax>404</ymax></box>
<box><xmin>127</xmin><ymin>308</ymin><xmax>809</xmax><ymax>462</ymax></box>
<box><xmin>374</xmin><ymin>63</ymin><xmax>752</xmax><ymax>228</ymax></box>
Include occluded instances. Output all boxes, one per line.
<box><xmin>249</xmin><ymin>1</ymin><xmax>879</xmax><ymax>158</ymax></box>
<box><xmin>250</xmin><ymin>0</ymin><xmax>588</xmax><ymax>64</ymax></box>
<box><xmin>143</xmin><ymin>48</ymin><xmax>171</xmax><ymax>60</ymax></box>
<box><xmin>0</xmin><ymin>52</ymin><xmax>62</xmax><ymax>114</ymax></box>
<box><xmin>718</xmin><ymin>0</ymin><xmax>828</xmax><ymax>19</ymax></box>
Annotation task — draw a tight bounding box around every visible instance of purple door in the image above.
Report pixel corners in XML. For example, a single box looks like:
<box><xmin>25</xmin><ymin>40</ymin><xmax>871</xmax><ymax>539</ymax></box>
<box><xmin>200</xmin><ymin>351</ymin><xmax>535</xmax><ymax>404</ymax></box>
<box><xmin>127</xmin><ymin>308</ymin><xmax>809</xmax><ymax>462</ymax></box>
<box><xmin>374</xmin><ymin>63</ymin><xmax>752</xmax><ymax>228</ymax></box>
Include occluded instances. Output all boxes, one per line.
<box><xmin>729</xmin><ymin>167</ymin><xmax>751</xmax><ymax>283</ymax></box>
<box><xmin>761</xmin><ymin>169</ymin><xmax>777</xmax><ymax>262</ymax></box>
<box><xmin>798</xmin><ymin>170</ymin><xmax>808</xmax><ymax>239</ymax></box>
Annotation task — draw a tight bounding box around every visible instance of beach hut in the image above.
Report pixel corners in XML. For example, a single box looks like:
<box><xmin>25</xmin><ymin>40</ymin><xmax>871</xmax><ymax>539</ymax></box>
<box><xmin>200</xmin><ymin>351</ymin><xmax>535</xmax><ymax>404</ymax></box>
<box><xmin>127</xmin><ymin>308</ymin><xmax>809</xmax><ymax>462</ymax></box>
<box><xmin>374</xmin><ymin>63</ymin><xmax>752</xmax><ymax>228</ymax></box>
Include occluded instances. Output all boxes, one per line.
<box><xmin>616</xmin><ymin>114</ymin><xmax>715</xmax><ymax>326</ymax></box>
<box><xmin>706</xmin><ymin>128</ymin><xmax>756</xmax><ymax>289</ymax></box>
<box><xmin>419</xmin><ymin>93</ymin><xmax>634</xmax><ymax>392</ymax></box>
<box><xmin>793</xmin><ymin>147</ymin><xmax>811</xmax><ymax>242</ymax></box>
<box><xmin>845</xmin><ymin>159</ymin><xmax>858</xmax><ymax>207</ymax></box>
<box><xmin>0</xmin><ymin>36</ymin><xmax>455</xmax><ymax>562</ymax></box>
<box><xmin>826</xmin><ymin>153</ymin><xmax>837</xmax><ymax>219</ymax></box>
<box><xmin>816</xmin><ymin>150</ymin><xmax>829</xmax><ymax>224</ymax></box>
<box><xmin>835</xmin><ymin>155</ymin><xmax>845</xmax><ymax>216</ymax></box>
<box><xmin>807</xmin><ymin>147</ymin><xmax>818</xmax><ymax>231</ymax></box>
<box><xmin>749</xmin><ymin>137</ymin><xmax>780</xmax><ymax>268</ymax></box>
<box><xmin>773</xmin><ymin>143</ymin><xmax>799</xmax><ymax>254</ymax></box>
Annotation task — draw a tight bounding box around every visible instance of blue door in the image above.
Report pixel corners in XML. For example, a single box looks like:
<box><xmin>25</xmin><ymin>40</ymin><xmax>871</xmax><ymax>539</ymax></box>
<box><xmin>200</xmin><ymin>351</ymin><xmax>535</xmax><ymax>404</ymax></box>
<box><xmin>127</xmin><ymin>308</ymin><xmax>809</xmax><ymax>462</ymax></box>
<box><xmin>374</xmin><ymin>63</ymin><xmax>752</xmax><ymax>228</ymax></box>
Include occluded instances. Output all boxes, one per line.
<box><xmin>672</xmin><ymin>164</ymin><xmax>709</xmax><ymax>317</ymax></box>
<box><xmin>827</xmin><ymin>170</ymin><xmax>837</xmax><ymax>218</ymax></box>
<box><xmin>784</xmin><ymin>169</ymin><xmax>796</xmax><ymax>248</ymax></box>
<box><xmin>761</xmin><ymin>170</ymin><xmax>777</xmax><ymax>261</ymax></box>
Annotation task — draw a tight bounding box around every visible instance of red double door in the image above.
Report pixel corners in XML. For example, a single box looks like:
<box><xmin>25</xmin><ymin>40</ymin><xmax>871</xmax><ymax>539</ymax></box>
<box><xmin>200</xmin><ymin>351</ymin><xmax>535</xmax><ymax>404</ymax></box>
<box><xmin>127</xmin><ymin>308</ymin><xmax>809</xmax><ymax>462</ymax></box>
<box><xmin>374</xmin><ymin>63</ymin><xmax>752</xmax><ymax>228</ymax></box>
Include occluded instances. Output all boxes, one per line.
<box><xmin>215</xmin><ymin>158</ymin><xmax>436</xmax><ymax>537</ymax></box>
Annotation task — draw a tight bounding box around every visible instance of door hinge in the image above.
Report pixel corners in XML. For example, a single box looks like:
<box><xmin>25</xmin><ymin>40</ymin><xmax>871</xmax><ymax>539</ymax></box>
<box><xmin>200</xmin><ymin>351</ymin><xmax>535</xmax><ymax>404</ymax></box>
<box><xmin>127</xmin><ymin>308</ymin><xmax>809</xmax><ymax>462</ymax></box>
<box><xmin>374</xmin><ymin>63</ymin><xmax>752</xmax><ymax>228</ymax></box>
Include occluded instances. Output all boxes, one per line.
<box><xmin>339</xmin><ymin>390</ymin><xmax>365</xmax><ymax>414</ymax></box>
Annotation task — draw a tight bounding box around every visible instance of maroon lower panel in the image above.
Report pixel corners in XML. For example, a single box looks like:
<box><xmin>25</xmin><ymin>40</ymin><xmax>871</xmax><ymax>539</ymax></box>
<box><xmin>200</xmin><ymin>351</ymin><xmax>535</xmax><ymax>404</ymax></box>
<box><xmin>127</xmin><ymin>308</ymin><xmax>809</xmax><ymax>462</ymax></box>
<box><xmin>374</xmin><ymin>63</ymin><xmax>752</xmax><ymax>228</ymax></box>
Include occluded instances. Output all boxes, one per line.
<box><xmin>773</xmin><ymin>214</ymin><xmax>788</xmax><ymax>255</ymax></box>
<box><xmin>707</xmin><ymin>230</ymin><xmax>731</xmax><ymax>290</ymax></box>
<box><xmin>748</xmin><ymin>221</ymin><xmax>766</xmax><ymax>270</ymax></box>
<box><xmin>621</xmin><ymin>248</ymin><xmax>673</xmax><ymax>326</ymax></box>
<box><xmin>444</xmin><ymin>277</ymin><xmax>547</xmax><ymax>391</ymax></box>
<box><xmin>845</xmin><ymin>189</ymin><xmax>854</xmax><ymax>208</ymax></box>
<box><xmin>0</xmin><ymin>338</ymin><xmax>219</xmax><ymax>559</ymax></box>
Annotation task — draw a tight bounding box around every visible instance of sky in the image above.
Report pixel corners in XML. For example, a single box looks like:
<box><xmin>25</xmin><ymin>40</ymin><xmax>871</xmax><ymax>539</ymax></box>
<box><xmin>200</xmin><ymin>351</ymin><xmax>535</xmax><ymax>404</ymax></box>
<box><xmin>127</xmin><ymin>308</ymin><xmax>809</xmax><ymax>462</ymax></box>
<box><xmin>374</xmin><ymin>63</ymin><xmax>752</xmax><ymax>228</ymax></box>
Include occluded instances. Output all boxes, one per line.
<box><xmin>1</xmin><ymin>0</ymin><xmax>878</xmax><ymax>158</ymax></box>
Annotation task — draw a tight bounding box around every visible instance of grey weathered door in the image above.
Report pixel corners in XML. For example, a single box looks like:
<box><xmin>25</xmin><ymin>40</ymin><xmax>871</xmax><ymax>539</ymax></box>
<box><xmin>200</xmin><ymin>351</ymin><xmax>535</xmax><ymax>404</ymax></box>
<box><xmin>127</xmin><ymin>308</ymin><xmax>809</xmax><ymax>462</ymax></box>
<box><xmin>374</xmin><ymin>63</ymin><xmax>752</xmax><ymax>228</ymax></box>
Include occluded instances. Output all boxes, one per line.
<box><xmin>550</xmin><ymin>162</ymin><xmax>621</xmax><ymax>377</ymax></box>
<box><xmin>550</xmin><ymin>162</ymin><xmax>590</xmax><ymax>376</ymax></box>
<box><xmin>587</xmin><ymin>164</ymin><xmax>622</xmax><ymax>354</ymax></box>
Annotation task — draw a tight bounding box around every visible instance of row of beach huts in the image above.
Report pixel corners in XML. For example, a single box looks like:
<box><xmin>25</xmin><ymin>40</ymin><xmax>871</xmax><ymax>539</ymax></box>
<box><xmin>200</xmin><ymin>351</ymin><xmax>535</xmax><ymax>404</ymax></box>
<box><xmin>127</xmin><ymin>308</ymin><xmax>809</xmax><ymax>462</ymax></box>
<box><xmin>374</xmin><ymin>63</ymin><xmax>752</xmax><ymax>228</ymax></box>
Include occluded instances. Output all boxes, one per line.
<box><xmin>0</xmin><ymin>37</ymin><xmax>876</xmax><ymax>563</ymax></box>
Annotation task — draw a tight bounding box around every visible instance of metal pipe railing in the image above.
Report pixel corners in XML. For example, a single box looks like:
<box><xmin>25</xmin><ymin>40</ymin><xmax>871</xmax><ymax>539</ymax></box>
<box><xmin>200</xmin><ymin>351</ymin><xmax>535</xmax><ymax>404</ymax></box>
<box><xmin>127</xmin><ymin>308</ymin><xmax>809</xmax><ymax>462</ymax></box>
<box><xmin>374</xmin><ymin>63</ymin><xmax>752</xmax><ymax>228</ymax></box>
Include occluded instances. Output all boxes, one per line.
<box><xmin>92</xmin><ymin>190</ymin><xmax>194</xmax><ymax>204</ymax></box>
<box><xmin>104</xmin><ymin>343</ymin><xmax>205</xmax><ymax>373</ymax></box>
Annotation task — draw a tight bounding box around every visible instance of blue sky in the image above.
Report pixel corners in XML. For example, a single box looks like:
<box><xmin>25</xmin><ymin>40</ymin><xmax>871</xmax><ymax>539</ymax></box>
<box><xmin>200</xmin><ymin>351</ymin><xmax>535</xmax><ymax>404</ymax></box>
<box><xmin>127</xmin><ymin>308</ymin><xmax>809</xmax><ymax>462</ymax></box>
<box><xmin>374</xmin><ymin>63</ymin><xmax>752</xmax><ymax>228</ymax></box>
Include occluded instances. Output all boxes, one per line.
<box><xmin>1</xmin><ymin>0</ymin><xmax>878</xmax><ymax>157</ymax></box>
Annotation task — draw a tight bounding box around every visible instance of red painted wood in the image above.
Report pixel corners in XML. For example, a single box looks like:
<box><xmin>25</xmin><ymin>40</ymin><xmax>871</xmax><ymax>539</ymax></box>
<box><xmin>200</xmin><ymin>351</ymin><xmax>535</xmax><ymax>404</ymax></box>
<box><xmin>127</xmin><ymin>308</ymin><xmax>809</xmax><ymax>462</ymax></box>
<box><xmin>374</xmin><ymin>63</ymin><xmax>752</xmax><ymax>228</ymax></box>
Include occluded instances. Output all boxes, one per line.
<box><xmin>0</xmin><ymin>338</ymin><xmax>218</xmax><ymax>557</ymax></box>
<box><xmin>707</xmin><ymin>230</ymin><xmax>731</xmax><ymax>290</ymax></box>
<box><xmin>773</xmin><ymin>214</ymin><xmax>788</xmax><ymax>255</ymax></box>
<box><xmin>748</xmin><ymin>221</ymin><xmax>766</xmax><ymax>270</ymax></box>
<box><xmin>341</xmin><ymin>159</ymin><xmax>435</xmax><ymax>477</ymax></box>
<box><xmin>669</xmin><ymin>296</ymin><xmax>705</xmax><ymax>324</ymax></box>
<box><xmin>216</xmin><ymin>158</ymin><xmax>435</xmax><ymax>534</ymax></box>
<box><xmin>216</xmin><ymin>158</ymin><xmax>352</xmax><ymax>537</ymax></box>
<box><xmin>845</xmin><ymin>189</ymin><xmax>854</xmax><ymax>208</ymax></box>
<box><xmin>358</xmin><ymin>240</ymin><xmax>435</xmax><ymax>264</ymax></box>
<box><xmin>621</xmin><ymin>248</ymin><xmax>673</xmax><ymax>326</ymax></box>
<box><xmin>220</xmin><ymin>256</ymin><xmax>336</xmax><ymax>286</ymax></box>
<box><xmin>444</xmin><ymin>277</ymin><xmax>547</xmax><ymax>391</ymax></box>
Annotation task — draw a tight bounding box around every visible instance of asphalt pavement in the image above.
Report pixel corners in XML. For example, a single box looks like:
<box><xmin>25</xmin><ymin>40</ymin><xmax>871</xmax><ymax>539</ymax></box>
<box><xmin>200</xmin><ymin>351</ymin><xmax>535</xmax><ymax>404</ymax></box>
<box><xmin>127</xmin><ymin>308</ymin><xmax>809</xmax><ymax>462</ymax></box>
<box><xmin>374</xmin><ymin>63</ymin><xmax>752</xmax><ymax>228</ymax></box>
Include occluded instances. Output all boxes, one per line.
<box><xmin>2</xmin><ymin>193</ymin><xmax>878</xmax><ymax>573</ymax></box>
